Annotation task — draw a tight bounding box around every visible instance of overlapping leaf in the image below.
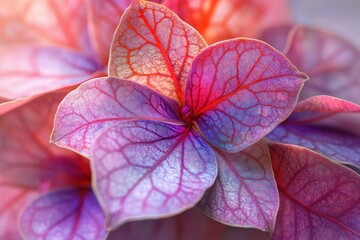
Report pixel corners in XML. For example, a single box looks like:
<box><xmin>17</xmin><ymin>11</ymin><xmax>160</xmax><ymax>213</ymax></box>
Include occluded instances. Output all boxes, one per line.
<box><xmin>185</xmin><ymin>39</ymin><xmax>308</xmax><ymax>151</ymax></box>
<box><xmin>109</xmin><ymin>0</ymin><xmax>207</xmax><ymax>103</ymax></box>
<box><xmin>0</xmin><ymin>45</ymin><xmax>100</xmax><ymax>100</ymax></box>
<box><xmin>198</xmin><ymin>141</ymin><xmax>278</xmax><ymax>232</ymax></box>
<box><xmin>163</xmin><ymin>0</ymin><xmax>290</xmax><ymax>44</ymax></box>
<box><xmin>269</xmin><ymin>143</ymin><xmax>360</xmax><ymax>240</ymax></box>
<box><xmin>92</xmin><ymin>120</ymin><xmax>217</xmax><ymax>229</ymax></box>
<box><xmin>20</xmin><ymin>188</ymin><xmax>106</xmax><ymax>240</ymax></box>
<box><xmin>51</xmin><ymin>77</ymin><xmax>181</xmax><ymax>157</ymax></box>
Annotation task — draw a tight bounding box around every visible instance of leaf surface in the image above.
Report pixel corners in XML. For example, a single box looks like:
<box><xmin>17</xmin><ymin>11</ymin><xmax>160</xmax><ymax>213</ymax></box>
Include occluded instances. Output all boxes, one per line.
<box><xmin>109</xmin><ymin>0</ymin><xmax>207</xmax><ymax>103</ymax></box>
<box><xmin>269</xmin><ymin>143</ymin><xmax>360</xmax><ymax>240</ymax></box>
<box><xmin>185</xmin><ymin>39</ymin><xmax>308</xmax><ymax>151</ymax></box>
<box><xmin>0</xmin><ymin>45</ymin><xmax>100</xmax><ymax>100</ymax></box>
<box><xmin>92</xmin><ymin>120</ymin><xmax>217</xmax><ymax>229</ymax></box>
<box><xmin>20</xmin><ymin>188</ymin><xmax>106</xmax><ymax>240</ymax></box>
<box><xmin>267</xmin><ymin>124</ymin><xmax>360</xmax><ymax>169</ymax></box>
<box><xmin>51</xmin><ymin>77</ymin><xmax>180</xmax><ymax>157</ymax></box>
<box><xmin>198</xmin><ymin>141</ymin><xmax>279</xmax><ymax>232</ymax></box>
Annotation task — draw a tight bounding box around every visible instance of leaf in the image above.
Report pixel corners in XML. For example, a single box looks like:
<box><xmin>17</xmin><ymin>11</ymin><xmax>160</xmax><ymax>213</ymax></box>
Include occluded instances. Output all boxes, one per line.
<box><xmin>109</xmin><ymin>0</ymin><xmax>207</xmax><ymax>103</ymax></box>
<box><xmin>0</xmin><ymin>0</ymin><xmax>90</xmax><ymax>51</ymax></box>
<box><xmin>267</xmin><ymin>124</ymin><xmax>360</xmax><ymax>169</ymax></box>
<box><xmin>269</xmin><ymin>143</ymin><xmax>360</xmax><ymax>240</ymax></box>
<box><xmin>20</xmin><ymin>188</ymin><xmax>107</xmax><ymax>240</ymax></box>
<box><xmin>87</xmin><ymin>0</ymin><xmax>133</xmax><ymax>66</ymax></box>
<box><xmin>108</xmin><ymin>208</ymin><xmax>269</xmax><ymax>240</ymax></box>
<box><xmin>0</xmin><ymin>45</ymin><xmax>101</xmax><ymax>100</ymax></box>
<box><xmin>51</xmin><ymin>77</ymin><xmax>181</xmax><ymax>157</ymax></box>
<box><xmin>0</xmin><ymin>92</ymin><xmax>91</xmax><ymax>239</ymax></box>
<box><xmin>162</xmin><ymin>0</ymin><xmax>290</xmax><ymax>44</ymax></box>
<box><xmin>91</xmin><ymin>120</ymin><xmax>217</xmax><ymax>229</ymax></box>
<box><xmin>185</xmin><ymin>39</ymin><xmax>308</xmax><ymax>152</ymax></box>
<box><xmin>284</xmin><ymin>26</ymin><xmax>360</xmax><ymax>104</ymax></box>
<box><xmin>288</xmin><ymin>95</ymin><xmax>360</xmax><ymax>124</ymax></box>
<box><xmin>197</xmin><ymin>141</ymin><xmax>278</xmax><ymax>232</ymax></box>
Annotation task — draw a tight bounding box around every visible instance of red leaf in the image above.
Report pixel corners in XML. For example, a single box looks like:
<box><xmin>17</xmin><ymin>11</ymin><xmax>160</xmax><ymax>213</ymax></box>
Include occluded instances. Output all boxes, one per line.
<box><xmin>198</xmin><ymin>141</ymin><xmax>279</xmax><ymax>232</ymax></box>
<box><xmin>109</xmin><ymin>0</ymin><xmax>207</xmax><ymax>103</ymax></box>
<box><xmin>91</xmin><ymin>120</ymin><xmax>217</xmax><ymax>229</ymax></box>
<box><xmin>269</xmin><ymin>143</ymin><xmax>360</xmax><ymax>240</ymax></box>
<box><xmin>185</xmin><ymin>39</ymin><xmax>308</xmax><ymax>151</ymax></box>
<box><xmin>163</xmin><ymin>0</ymin><xmax>290</xmax><ymax>44</ymax></box>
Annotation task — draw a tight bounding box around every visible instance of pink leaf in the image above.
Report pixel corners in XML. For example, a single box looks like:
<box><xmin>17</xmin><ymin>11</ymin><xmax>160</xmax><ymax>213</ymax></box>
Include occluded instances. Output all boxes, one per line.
<box><xmin>163</xmin><ymin>0</ymin><xmax>290</xmax><ymax>44</ymax></box>
<box><xmin>109</xmin><ymin>0</ymin><xmax>207</xmax><ymax>104</ymax></box>
<box><xmin>267</xmin><ymin>124</ymin><xmax>360</xmax><ymax>169</ymax></box>
<box><xmin>92</xmin><ymin>120</ymin><xmax>217</xmax><ymax>229</ymax></box>
<box><xmin>198</xmin><ymin>141</ymin><xmax>278</xmax><ymax>232</ymax></box>
<box><xmin>51</xmin><ymin>77</ymin><xmax>181</xmax><ymax>157</ymax></box>
<box><xmin>269</xmin><ymin>143</ymin><xmax>360</xmax><ymax>240</ymax></box>
<box><xmin>20</xmin><ymin>188</ymin><xmax>107</xmax><ymax>240</ymax></box>
<box><xmin>0</xmin><ymin>0</ymin><xmax>90</xmax><ymax>52</ymax></box>
<box><xmin>185</xmin><ymin>39</ymin><xmax>308</xmax><ymax>152</ymax></box>
<box><xmin>284</xmin><ymin>26</ymin><xmax>360</xmax><ymax>104</ymax></box>
<box><xmin>0</xmin><ymin>45</ymin><xmax>100</xmax><ymax>100</ymax></box>
<box><xmin>288</xmin><ymin>95</ymin><xmax>360</xmax><ymax>124</ymax></box>
<box><xmin>87</xmin><ymin>0</ymin><xmax>133</xmax><ymax>66</ymax></box>
<box><xmin>108</xmin><ymin>208</ymin><xmax>269</xmax><ymax>240</ymax></box>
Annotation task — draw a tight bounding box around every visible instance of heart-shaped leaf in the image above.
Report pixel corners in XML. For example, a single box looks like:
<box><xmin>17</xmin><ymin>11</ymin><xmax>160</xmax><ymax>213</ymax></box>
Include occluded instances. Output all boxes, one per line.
<box><xmin>51</xmin><ymin>77</ymin><xmax>181</xmax><ymax>157</ymax></box>
<box><xmin>0</xmin><ymin>0</ymin><xmax>90</xmax><ymax>51</ymax></box>
<box><xmin>269</xmin><ymin>143</ymin><xmax>360</xmax><ymax>240</ymax></box>
<box><xmin>20</xmin><ymin>188</ymin><xmax>107</xmax><ymax>240</ymax></box>
<box><xmin>92</xmin><ymin>120</ymin><xmax>217</xmax><ymax>229</ymax></box>
<box><xmin>163</xmin><ymin>0</ymin><xmax>290</xmax><ymax>44</ymax></box>
<box><xmin>267</xmin><ymin>124</ymin><xmax>360</xmax><ymax>169</ymax></box>
<box><xmin>198</xmin><ymin>140</ymin><xmax>279</xmax><ymax>232</ymax></box>
<box><xmin>0</xmin><ymin>45</ymin><xmax>100</xmax><ymax>100</ymax></box>
<box><xmin>109</xmin><ymin>0</ymin><xmax>207</xmax><ymax>103</ymax></box>
<box><xmin>185</xmin><ymin>39</ymin><xmax>308</xmax><ymax>152</ymax></box>
<box><xmin>108</xmin><ymin>208</ymin><xmax>269</xmax><ymax>240</ymax></box>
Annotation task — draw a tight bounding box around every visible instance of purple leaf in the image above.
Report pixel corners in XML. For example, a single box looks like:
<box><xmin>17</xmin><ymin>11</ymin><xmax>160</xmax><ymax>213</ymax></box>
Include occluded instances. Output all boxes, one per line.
<box><xmin>269</xmin><ymin>143</ymin><xmax>360</xmax><ymax>240</ymax></box>
<box><xmin>108</xmin><ymin>208</ymin><xmax>269</xmax><ymax>240</ymax></box>
<box><xmin>288</xmin><ymin>95</ymin><xmax>360</xmax><ymax>124</ymax></box>
<box><xmin>185</xmin><ymin>39</ymin><xmax>308</xmax><ymax>152</ymax></box>
<box><xmin>197</xmin><ymin>141</ymin><xmax>278</xmax><ymax>232</ymax></box>
<box><xmin>0</xmin><ymin>45</ymin><xmax>100</xmax><ymax>100</ymax></box>
<box><xmin>20</xmin><ymin>188</ymin><xmax>107</xmax><ymax>240</ymax></box>
<box><xmin>109</xmin><ymin>0</ymin><xmax>207</xmax><ymax>103</ymax></box>
<box><xmin>91</xmin><ymin>120</ymin><xmax>217</xmax><ymax>229</ymax></box>
<box><xmin>0</xmin><ymin>92</ymin><xmax>91</xmax><ymax>239</ymax></box>
<box><xmin>267</xmin><ymin>124</ymin><xmax>360</xmax><ymax>169</ymax></box>
<box><xmin>51</xmin><ymin>77</ymin><xmax>181</xmax><ymax>157</ymax></box>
